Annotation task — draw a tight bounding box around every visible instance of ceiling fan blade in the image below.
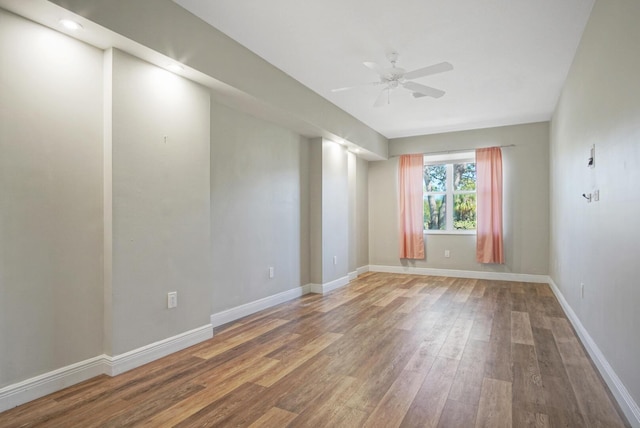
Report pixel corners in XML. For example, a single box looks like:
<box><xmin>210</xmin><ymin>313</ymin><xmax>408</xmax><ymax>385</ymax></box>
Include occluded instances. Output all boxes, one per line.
<box><xmin>363</xmin><ymin>61</ymin><xmax>386</xmax><ymax>76</ymax></box>
<box><xmin>373</xmin><ymin>89</ymin><xmax>388</xmax><ymax>107</ymax></box>
<box><xmin>402</xmin><ymin>81</ymin><xmax>445</xmax><ymax>98</ymax></box>
<box><xmin>331</xmin><ymin>82</ymin><xmax>379</xmax><ymax>92</ymax></box>
<box><xmin>404</xmin><ymin>61</ymin><xmax>453</xmax><ymax>80</ymax></box>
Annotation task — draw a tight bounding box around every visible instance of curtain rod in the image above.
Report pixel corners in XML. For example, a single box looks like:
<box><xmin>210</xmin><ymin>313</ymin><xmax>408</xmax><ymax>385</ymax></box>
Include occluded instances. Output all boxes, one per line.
<box><xmin>391</xmin><ymin>144</ymin><xmax>515</xmax><ymax>158</ymax></box>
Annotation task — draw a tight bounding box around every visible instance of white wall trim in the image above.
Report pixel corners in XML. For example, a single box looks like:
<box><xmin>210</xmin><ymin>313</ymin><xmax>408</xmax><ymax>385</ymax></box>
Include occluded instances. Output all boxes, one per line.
<box><xmin>348</xmin><ymin>270</ymin><xmax>357</xmax><ymax>281</ymax></box>
<box><xmin>0</xmin><ymin>324</ymin><xmax>213</xmax><ymax>412</ymax></box>
<box><xmin>309</xmin><ymin>275</ymin><xmax>350</xmax><ymax>295</ymax></box>
<box><xmin>103</xmin><ymin>324</ymin><xmax>213</xmax><ymax>376</ymax></box>
<box><xmin>356</xmin><ymin>265</ymin><xmax>370</xmax><ymax>276</ymax></box>
<box><xmin>210</xmin><ymin>285</ymin><xmax>311</xmax><ymax>328</ymax></box>
<box><xmin>547</xmin><ymin>277</ymin><xmax>640</xmax><ymax>427</ymax></box>
<box><xmin>368</xmin><ymin>264</ymin><xmax>549</xmax><ymax>283</ymax></box>
<box><xmin>0</xmin><ymin>355</ymin><xmax>106</xmax><ymax>413</ymax></box>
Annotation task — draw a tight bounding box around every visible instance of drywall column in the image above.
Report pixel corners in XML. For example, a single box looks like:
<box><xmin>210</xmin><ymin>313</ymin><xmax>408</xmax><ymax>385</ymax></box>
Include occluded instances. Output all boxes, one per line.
<box><xmin>348</xmin><ymin>152</ymin><xmax>357</xmax><ymax>276</ymax></box>
<box><xmin>309</xmin><ymin>138</ymin><xmax>349</xmax><ymax>292</ymax></box>
<box><xmin>348</xmin><ymin>152</ymin><xmax>370</xmax><ymax>276</ymax></box>
<box><xmin>355</xmin><ymin>157</ymin><xmax>370</xmax><ymax>270</ymax></box>
<box><xmin>105</xmin><ymin>48</ymin><xmax>212</xmax><ymax>358</ymax></box>
<box><xmin>0</xmin><ymin>9</ymin><xmax>104</xmax><ymax>389</ymax></box>
<box><xmin>309</xmin><ymin>140</ymin><xmax>323</xmax><ymax>286</ymax></box>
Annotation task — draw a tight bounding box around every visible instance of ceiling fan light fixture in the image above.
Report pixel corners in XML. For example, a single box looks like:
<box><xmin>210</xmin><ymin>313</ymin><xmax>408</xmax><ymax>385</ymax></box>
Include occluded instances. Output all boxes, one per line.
<box><xmin>332</xmin><ymin>51</ymin><xmax>453</xmax><ymax>107</ymax></box>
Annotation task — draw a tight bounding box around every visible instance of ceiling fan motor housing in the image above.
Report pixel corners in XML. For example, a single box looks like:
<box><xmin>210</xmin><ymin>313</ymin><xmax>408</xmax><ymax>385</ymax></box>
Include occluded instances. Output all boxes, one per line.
<box><xmin>386</xmin><ymin>51</ymin><xmax>399</xmax><ymax>64</ymax></box>
<box><xmin>383</xmin><ymin>67</ymin><xmax>406</xmax><ymax>83</ymax></box>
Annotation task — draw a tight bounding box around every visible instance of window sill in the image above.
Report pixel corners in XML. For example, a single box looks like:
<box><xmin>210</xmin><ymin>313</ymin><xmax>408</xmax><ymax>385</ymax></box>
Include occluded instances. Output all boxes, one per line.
<box><xmin>424</xmin><ymin>230</ymin><xmax>476</xmax><ymax>236</ymax></box>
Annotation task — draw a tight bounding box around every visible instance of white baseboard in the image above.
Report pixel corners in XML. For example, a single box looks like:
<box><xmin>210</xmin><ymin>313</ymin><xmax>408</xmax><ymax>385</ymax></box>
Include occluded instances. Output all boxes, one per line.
<box><xmin>104</xmin><ymin>324</ymin><xmax>213</xmax><ymax>376</ymax></box>
<box><xmin>547</xmin><ymin>278</ymin><xmax>640</xmax><ymax>427</ymax></box>
<box><xmin>309</xmin><ymin>275</ymin><xmax>350</xmax><ymax>295</ymax></box>
<box><xmin>0</xmin><ymin>355</ymin><xmax>105</xmax><ymax>413</ymax></box>
<box><xmin>0</xmin><ymin>324</ymin><xmax>212</xmax><ymax>413</ymax></box>
<box><xmin>348</xmin><ymin>270</ymin><xmax>357</xmax><ymax>281</ymax></box>
<box><xmin>356</xmin><ymin>265</ymin><xmax>370</xmax><ymax>276</ymax></box>
<box><xmin>368</xmin><ymin>264</ymin><xmax>549</xmax><ymax>283</ymax></box>
<box><xmin>210</xmin><ymin>285</ymin><xmax>310</xmax><ymax>328</ymax></box>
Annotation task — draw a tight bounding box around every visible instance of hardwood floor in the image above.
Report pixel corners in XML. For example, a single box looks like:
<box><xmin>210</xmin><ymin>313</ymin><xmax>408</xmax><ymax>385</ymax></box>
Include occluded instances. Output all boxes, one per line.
<box><xmin>0</xmin><ymin>273</ymin><xmax>629</xmax><ymax>427</ymax></box>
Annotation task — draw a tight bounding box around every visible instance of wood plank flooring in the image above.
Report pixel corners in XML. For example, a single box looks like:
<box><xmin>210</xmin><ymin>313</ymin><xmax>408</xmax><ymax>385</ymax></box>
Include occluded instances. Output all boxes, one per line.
<box><xmin>0</xmin><ymin>273</ymin><xmax>629</xmax><ymax>427</ymax></box>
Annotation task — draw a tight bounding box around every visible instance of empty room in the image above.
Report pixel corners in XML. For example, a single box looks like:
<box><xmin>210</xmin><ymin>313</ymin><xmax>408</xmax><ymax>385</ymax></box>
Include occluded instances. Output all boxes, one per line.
<box><xmin>0</xmin><ymin>0</ymin><xmax>638</xmax><ymax>426</ymax></box>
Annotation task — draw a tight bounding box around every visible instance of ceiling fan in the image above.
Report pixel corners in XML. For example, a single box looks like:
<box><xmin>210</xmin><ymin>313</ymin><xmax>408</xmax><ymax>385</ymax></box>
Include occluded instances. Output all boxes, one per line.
<box><xmin>332</xmin><ymin>51</ymin><xmax>453</xmax><ymax>107</ymax></box>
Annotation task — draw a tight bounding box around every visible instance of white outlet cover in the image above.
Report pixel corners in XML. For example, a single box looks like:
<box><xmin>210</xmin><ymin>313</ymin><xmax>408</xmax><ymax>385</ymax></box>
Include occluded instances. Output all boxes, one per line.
<box><xmin>168</xmin><ymin>291</ymin><xmax>178</xmax><ymax>308</ymax></box>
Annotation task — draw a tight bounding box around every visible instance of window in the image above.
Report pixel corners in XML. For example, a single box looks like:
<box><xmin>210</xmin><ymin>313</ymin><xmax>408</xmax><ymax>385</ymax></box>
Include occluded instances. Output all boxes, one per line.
<box><xmin>423</xmin><ymin>152</ymin><xmax>476</xmax><ymax>233</ymax></box>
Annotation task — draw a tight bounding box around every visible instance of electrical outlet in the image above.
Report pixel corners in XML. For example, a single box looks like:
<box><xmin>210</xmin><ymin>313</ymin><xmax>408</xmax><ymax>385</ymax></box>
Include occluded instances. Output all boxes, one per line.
<box><xmin>168</xmin><ymin>291</ymin><xmax>177</xmax><ymax>309</ymax></box>
<box><xmin>269</xmin><ymin>266</ymin><xmax>275</xmax><ymax>279</ymax></box>
<box><xmin>444</xmin><ymin>250</ymin><xmax>450</xmax><ymax>258</ymax></box>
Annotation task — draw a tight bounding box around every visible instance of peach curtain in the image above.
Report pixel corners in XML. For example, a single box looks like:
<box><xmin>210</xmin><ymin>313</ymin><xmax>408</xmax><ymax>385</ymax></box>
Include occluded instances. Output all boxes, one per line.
<box><xmin>399</xmin><ymin>154</ymin><xmax>425</xmax><ymax>259</ymax></box>
<box><xmin>476</xmin><ymin>147</ymin><xmax>504</xmax><ymax>264</ymax></box>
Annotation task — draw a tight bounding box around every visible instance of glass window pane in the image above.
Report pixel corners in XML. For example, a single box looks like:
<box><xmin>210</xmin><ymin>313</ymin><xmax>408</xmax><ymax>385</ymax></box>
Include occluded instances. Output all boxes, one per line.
<box><xmin>453</xmin><ymin>194</ymin><xmax>476</xmax><ymax>230</ymax></box>
<box><xmin>424</xmin><ymin>194</ymin><xmax>447</xmax><ymax>230</ymax></box>
<box><xmin>453</xmin><ymin>162</ymin><xmax>476</xmax><ymax>191</ymax></box>
<box><xmin>424</xmin><ymin>164</ymin><xmax>446</xmax><ymax>192</ymax></box>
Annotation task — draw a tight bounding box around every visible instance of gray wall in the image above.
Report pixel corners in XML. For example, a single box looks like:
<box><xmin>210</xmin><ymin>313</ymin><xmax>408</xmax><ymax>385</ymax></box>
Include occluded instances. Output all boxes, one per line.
<box><xmin>0</xmin><ymin>4</ymin><xmax>352</xmax><ymax>397</ymax></box>
<box><xmin>550</xmin><ymin>0</ymin><xmax>640</xmax><ymax>409</ymax></box>
<box><xmin>369</xmin><ymin>122</ymin><xmax>550</xmax><ymax>275</ymax></box>
<box><xmin>0</xmin><ymin>9</ymin><xmax>104</xmax><ymax>387</ymax></box>
<box><xmin>108</xmin><ymin>49</ymin><xmax>212</xmax><ymax>355</ymax></box>
<box><xmin>210</xmin><ymin>100</ymin><xmax>310</xmax><ymax>313</ymax></box>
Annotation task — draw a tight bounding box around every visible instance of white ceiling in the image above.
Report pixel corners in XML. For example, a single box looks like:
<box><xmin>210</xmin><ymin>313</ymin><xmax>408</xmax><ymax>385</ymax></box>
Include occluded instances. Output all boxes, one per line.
<box><xmin>174</xmin><ymin>0</ymin><xmax>594</xmax><ymax>139</ymax></box>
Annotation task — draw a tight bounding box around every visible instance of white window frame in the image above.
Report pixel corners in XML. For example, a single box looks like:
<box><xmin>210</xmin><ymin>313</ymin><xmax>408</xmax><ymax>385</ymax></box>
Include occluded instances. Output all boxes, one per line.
<box><xmin>423</xmin><ymin>152</ymin><xmax>476</xmax><ymax>235</ymax></box>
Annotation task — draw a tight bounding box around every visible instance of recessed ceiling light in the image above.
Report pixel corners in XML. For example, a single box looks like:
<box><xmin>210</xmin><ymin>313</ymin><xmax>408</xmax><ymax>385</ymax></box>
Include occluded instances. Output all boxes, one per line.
<box><xmin>353</xmin><ymin>148</ymin><xmax>361</xmax><ymax>153</ymax></box>
<box><xmin>59</xmin><ymin>19</ymin><xmax>83</xmax><ymax>31</ymax></box>
<box><xmin>166</xmin><ymin>63</ymin><xmax>184</xmax><ymax>73</ymax></box>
